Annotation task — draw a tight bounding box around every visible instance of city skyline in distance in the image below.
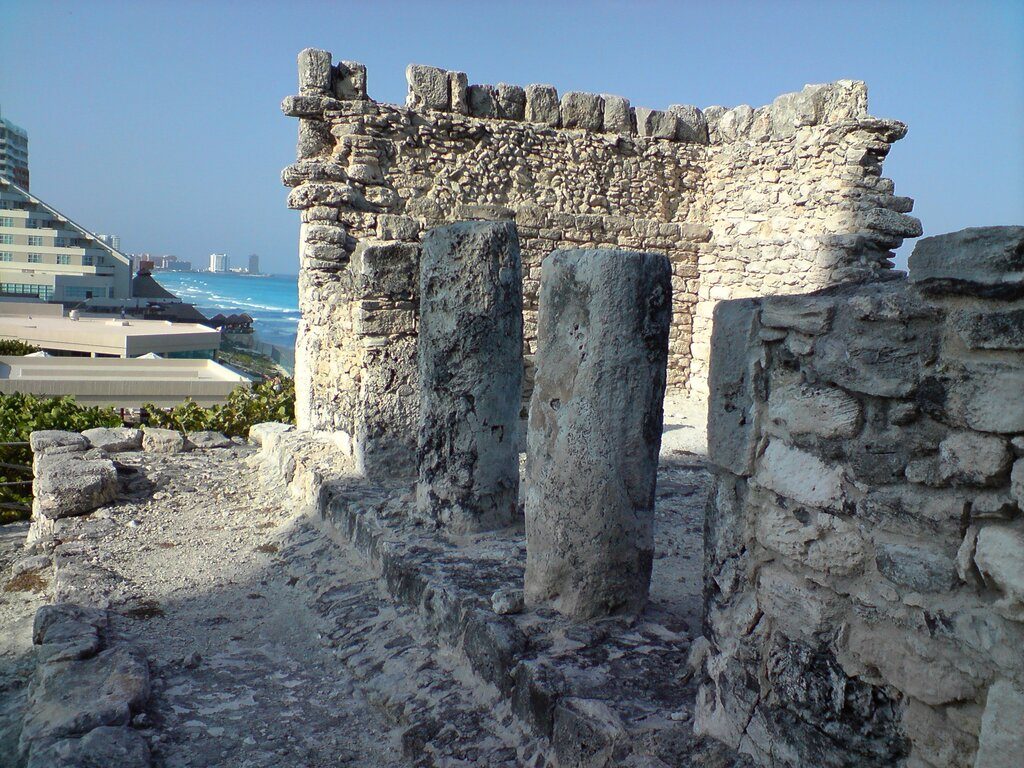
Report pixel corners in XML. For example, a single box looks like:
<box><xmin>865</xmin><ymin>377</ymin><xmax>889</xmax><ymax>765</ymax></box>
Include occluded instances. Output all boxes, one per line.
<box><xmin>1</xmin><ymin>0</ymin><xmax>1022</xmax><ymax>274</ymax></box>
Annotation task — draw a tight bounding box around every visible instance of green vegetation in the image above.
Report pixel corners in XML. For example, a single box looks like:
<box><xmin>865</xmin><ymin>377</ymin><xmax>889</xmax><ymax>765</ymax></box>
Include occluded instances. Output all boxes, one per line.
<box><xmin>0</xmin><ymin>393</ymin><xmax>121</xmax><ymax>523</ymax></box>
<box><xmin>143</xmin><ymin>377</ymin><xmax>295</xmax><ymax>438</ymax></box>
<box><xmin>0</xmin><ymin>338</ymin><xmax>41</xmax><ymax>355</ymax></box>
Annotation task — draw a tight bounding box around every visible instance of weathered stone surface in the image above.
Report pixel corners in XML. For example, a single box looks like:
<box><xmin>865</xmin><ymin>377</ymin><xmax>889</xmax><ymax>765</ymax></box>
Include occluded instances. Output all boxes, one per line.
<box><xmin>668</xmin><ymin>104</ymin><xmax>708</xmax><ymax>143</ymax></box>
<box><xmin>19</xmin><ymin>645</ymin><xmax>150</xmax><ymax>753</ymax></box>
<box><xmin>491</xmin><ymin>588</ymin><xmax>525</xmax><ymax>616</ymax></box>
<box><xmin>27</xmin><ymin>725</ymin><xmax>151</xmax><ymax>768</ymax></box>
<box><xmin>248</xmin><ymin>422</ymin><xmax>295</xmax><ymax>448</ymax></box>
<box><xmin>973</xmin><ymin>523</ymin><xmax>1024</xmax><ymax>621</ymax></box>
<box><xmin>448</xmin><ymin>70</ymin><xmax>468</xmax><ymax>114</ymax></box>
<box><xmin>406</xmin><ymin>64</ymin><xmax>450</xmax><ymax>111</ymax></box>
<box><xmin>910</xmin><ymin>226</ymin><xmax>1024</xmax><ymax>297</ymax></box>
<box><xmin>524</xmin><ymin>84</ymin><xmax>559</xmax><ymax>126</ymax></box>
<box><xmin>33</xmin><ymin>603</ymin><xmax>107</xmax><ymax>663</ymax></box>
<box><xmin>767</xmin><ymin>381</ymin><xmax>862</xmax><ymax>439</ymax></box>
<box><xmin>559</xmin><ymin>92</ymin><xmax>604</xmax><ymax>131</ymax></box>
<box><xmin>141</xmin><ymin>428</ymin><xmax>185</xmax><ymax>454</ymax></box>
<box><xmin>635</xmin><ymin>107</ymin><xmax>677</xmax><ymax>139</ymax></box>
<box><xmin>186</xmin><ymin>431</ymin><xmax>233</xmax><ymax>450</ymax></box>
<box><xmin>760</xmin><ymin>298</ymin><xmax>833</xmax><ymax>335</ymax></box>
<box><xmin>298</xmin><ymin>48</ymin><xmax>332</xmax><ymax>93</ymax></box>
<box><xmin>975</xmin><ymin>679</ymin><xmax>1024</xmax><ymax>768</ymax></box>
<box><xmin>416</xmin><ymin>222</ymin><xmax>523</xmax><ymax>533</ymax></box>
<box><xmin>468</xmin><ymin>84</ymin><xmax>498</xmax><ymax>118</ymax></box>
<box><xmin>938</xmin><ymin>431</ymin><xmax>1012</xmax><ymax>486</ymax></box>
<box><xmin>334</xmin><ymin>60</ymin><xmax>367</xmax><ymax>100</ymax></box>
<box><xmin>1012</xmin><ymin>460</ymin><xmax>1024</xmax><ymax>507</ymax></box>
<box><xmin>29</xmin><ymin>430</ymin><xmax>89</xmax><ymax>454</ymax></box>
<box><xmin>36</xmin><ymin>457</ymin><xmax>118</xmax><ymax>519</ymax></box>
<box><xmin>707</xmin><ymin>299</ymin><xmax>761</xmax><ymax>476</ymax></box>
<box><xmin>494</xmin><ymin>83</ymin><xmax>526</xmax><ymax>120</ymax></box>
<box><xmin>769</xmin><ymin>88</ymin><xmax>820</xmax><ymax>138</ymax></box>
<box><xmin>601</xmin><ymin>95</ymin><xmax>633</xmax><ymax>133</ymax></box>
<box><xmin>756</xmin><ymin>566</ymin><xmax>841</xmax><ymax>640</ymax></box>
<box><xmin>875</xmin><ymin>541</ymin><xmax>958</xmax><ymax>593</ymax></box>
<box><xmin>525</xmin><ymin>249</ymin><xmax>670</xmax><ymax>619</ymax></box>
<box><xmin>82</xmin><ymin>427</ymin><xmax>141</xmax><ymax>453</ymax></box>
<box><xmin>754</xmin><ymin>441</ymin><xmax>844</xmax><ymax>510</ymax></box>
<box><xmin>951</xmin><ymin>308</ymin><xmax>1024</xmax><ymax>350</ymax></box>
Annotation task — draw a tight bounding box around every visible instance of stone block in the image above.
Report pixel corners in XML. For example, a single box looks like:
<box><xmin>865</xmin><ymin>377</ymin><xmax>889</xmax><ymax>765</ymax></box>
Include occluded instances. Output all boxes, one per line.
<box><xmin>635</xmin><ymin>107</ymin><xmax>677</xmax><ymax>139</ymax></box>
<box><xmin>909</xmin><ymin>226</ymin><xmax>1024</xmax><ymax>298</ymax></box>
<box><xmin>602</xmin><ymin>95</ymin><xmax>633</xmax><ymax>133</ymax></box>
<box><xmin>449</xmin><ymin>70</ymin><xmax>468</xmax><ymax>114</ymax></box>
<box><xmin>863</xmin><ymin>207</ymin><xmax>923</xmax><ymax>240</ymax></box>
<box><xmin>756</xmin><ymin>566</ymin><xmax>841</xmax><ymax>640</ymax></box>
<box><xmin>142</xmin><ymin>428</ymin><xmax>185</xmax><ymax>454</ymax></box>
<box><xmin>769</xmin><ymin>88</ymin><xmax>820</xmax><ymax>138</ymax></box>
<box><xmin>973</xmin><ymin>523</ymin><xmax>1024</xmax><ymax>621</ymax></box>
<box><xmin>560</xmin><ymin>92</ymin><xmax>604</xmax><ymax>131</ymax></box>
<box><xmin>468</xmin><ymin>84</ymin><xmax>498</xmax><ymax>118</ymax></box>
<box><xmin>36</xmin><ymin>457</ymin><xmax>118</xmax><ymax>519</ymax></box>
<box><xmin>187</xmin><ymin>431</ymin><xmax>233</xmax><ymax>449</ymax></box>
<box><xmin>333</xmin><ymin>60</ymin><xmax>367</xmax><ymax>100</ymax></box>
<box><xmin>525</xmin><ymin>249</ymin><xmax>671</xmax><ymax>619</ymax></box>
<box><xmin>938</xmin><ymin>431</ymin><xmax>1012</xmax><ymax>486</ymax></box>
<box><xmin>525</xmin><ymin>84</ymin><xmax>560</xmax><ymax>126</ymax></box>
<box><xmin>494</xmin><ymin>83</ymin><xmax>526</xmax><ymax>120</ymax></box>
<box><xmin>717</xmin><ymin>105</ymin><xmax>755</xmax><ymax>141</ymax></box>
<box><xmin>30</xmin><ymin>430</ymin><xmax>88</xmax><ymax>454</ymax></box>
<box><xmin>951</xmin><ymin>308</ymin><xmax>1024</xmax><ymax>350</ymax></box>
<box><xmin>707</xmin><ymin>299</ymin><xmax>762</xmax><ymax>476</ymax></box>
<box><xmin>248</xmin><ymin>422</ymin><xmax>294</xmax><ymax>448</ymax></box>
<box><xmin>376</xmin><ymin>214</ymin><xmax>420</xmax><ymax>241</ymax></box>
<box><xmin>759</xmin><ymin>296</ymin><xmax>833</xmax><ymax>335</ymax></box>
<box><xmin>406</xmin><ymin>64</ymin><xmax>450</xmax><ymax>111</ymax></box>
<box><xmin>82</xmin><ymin>427</ymin><xmax>141</xmax><ymax>453</ymax></box>
<box><xmin>668</xmin><ymin>104</ymin><xmax>709</xmax><ymax>143</ymax></box>
<box><xmin>874</xmin><ymin>541</ymin><xmax>958</xmax><ymax>593</ymax></box>
<box><xmin>1012</xmin><ymin>460</ymin><xmax>1024</xmax><ymax>507</ymax></box>
<box><xmin>353</xmin><ymin>240</ymin><xmax>419</xmax><ymax>301</ymax></box>
<box><xmin>976</xmin><ymin>679</ymin><xmax>1024</xmax><ymax>768</ymax></box>
<box><xmin>19</xmin><ymin>645</ymin><xmax>150</xmax><ymax>754</ymax></box>
<box><xmin>296</xmin><ymin>119</ymin><xmax>332</xmax><ymax>159</ymax></box>
<box><xmin>416</xmin><ymin>221</ymin><xmax>523</xmax><ymax>534</ymax></box>
<box><xmin>754</xmin><ymin>441</ymin><xmax>845</xmax><ymax>510</ymax></box>
<box><xmin>767</xmin><ymin>381</ymin><xmax>862</xmax><ymax>439</ymax></box>
<box><xmin>297</xmin><ymin>48</ymin><xmax>332</xmax><ymax>93</ymax></box>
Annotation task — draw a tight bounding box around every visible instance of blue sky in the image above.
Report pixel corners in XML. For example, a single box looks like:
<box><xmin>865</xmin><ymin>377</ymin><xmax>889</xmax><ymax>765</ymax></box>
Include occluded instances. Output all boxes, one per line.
<box><xmin>1</xmin><ymin>0</ymin><xmax>1021</xmax><ymax>274</ymax></box>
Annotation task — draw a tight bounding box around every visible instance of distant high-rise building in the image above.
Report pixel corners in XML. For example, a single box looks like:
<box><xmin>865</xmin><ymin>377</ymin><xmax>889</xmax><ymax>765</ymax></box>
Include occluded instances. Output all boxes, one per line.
<box><xmin>0</xmin><ymin>177</ymin><xmax>131</xmax><ymax>302</ymax></box>
<box><xmin>96</xmin><ymin>233</ymin><xmax>121</xmax><ymax>251</ymax></box>
<box><xmin>209</xmin><ymin>253</ymin><xmax>229</xmax><ymax>273</ymax></box>
<box><xmin>0</xmin><ymin>106</ymin><xmax>29</xmax><ymax>190</ymax></box>
<box><xmin>247</xmin><ymin>253</ymin><xmax>259</xmax><ymax>274</ymax></box>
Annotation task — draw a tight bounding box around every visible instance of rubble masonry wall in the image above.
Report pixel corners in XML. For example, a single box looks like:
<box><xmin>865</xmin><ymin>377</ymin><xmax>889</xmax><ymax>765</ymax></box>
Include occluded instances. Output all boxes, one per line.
<box><xmin>282</xmin><ymin>50</ymin><xmax>920</xmax><ymax>454</ymax></box>
<box><xmin>697</xmin><ymin>227</ymin><xmax>1024</xmax><ymax>768</ymax></box>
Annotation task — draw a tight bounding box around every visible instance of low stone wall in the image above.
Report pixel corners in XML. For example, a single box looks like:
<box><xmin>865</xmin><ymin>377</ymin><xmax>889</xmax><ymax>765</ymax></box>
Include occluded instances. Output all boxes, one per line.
<box><xmin>697</xmin><ymin>227</ymin><xmax>1024</xmax><ymax>767</ymax></box>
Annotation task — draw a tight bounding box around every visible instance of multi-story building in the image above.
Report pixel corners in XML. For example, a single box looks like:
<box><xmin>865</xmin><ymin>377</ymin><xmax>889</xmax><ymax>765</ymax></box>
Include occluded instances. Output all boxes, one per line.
<box><xmin>0</xmin><ymin>106</ymin><xmax>29</xmax><ymax>190</ymax></box>
<box><xmin>247</xmin><ymin>253</ymin><xmax>260</xmax><ymax>274</ymax></box>
<box><xmin>209</xmin><ymin>253</ymin><xmax>229</xmax><ymax>273</ymax></box>
<box><xmin>96</xmin><ymin>233</ymin><xmax>121</xmax><ymax>251</ymax></box>
<box><xmin>0</xmin><ymin>177</ymin><xmax>131</xmax><ymax>302</ymax></box>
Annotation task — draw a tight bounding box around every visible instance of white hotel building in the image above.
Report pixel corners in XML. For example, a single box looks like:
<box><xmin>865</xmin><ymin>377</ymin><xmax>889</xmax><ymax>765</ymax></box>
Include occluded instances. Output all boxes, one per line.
<box><xmin>0</xmin><ymin>177</ymin><xmax>132</xmax><ymax>302</ymax></box>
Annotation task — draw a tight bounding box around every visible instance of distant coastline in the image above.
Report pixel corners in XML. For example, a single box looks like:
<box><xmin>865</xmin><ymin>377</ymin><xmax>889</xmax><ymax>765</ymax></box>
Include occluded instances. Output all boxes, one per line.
<box><xmin>153</xmin><ymin>271</ymin><xmax>299</xmax><ymax>348</ymax></box>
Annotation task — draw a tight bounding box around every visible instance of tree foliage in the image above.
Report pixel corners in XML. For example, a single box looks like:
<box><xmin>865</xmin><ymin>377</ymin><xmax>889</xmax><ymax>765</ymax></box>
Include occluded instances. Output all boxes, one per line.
<box><xmin>143</xmin><ymin>377</ymin><xmax>295</xmax><ymax>437</ymax></box>
<box><xmin>0</xmin><ymin>338</ymin><xmax>41</xmax><ymax>355</ymax></box>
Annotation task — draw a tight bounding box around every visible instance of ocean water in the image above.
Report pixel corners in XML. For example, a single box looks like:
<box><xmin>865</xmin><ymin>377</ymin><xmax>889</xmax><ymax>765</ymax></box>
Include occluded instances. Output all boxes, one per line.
<box><xmin>153</xmin><ymin>271</ymin><xmax>299</xmax><ymax>348</ymax></box>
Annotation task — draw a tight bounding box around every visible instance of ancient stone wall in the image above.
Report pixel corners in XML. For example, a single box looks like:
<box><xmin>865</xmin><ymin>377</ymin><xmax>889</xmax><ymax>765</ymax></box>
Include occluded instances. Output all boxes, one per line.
<box><xmin>282</xmin><ymin>48</ymin><xmax>919</xmax><ymax>464</ymax></box>
<box><xmin>697</xmin><ymin>227</ymin><xmax>1024</xmax><ymax>767</ymax></box>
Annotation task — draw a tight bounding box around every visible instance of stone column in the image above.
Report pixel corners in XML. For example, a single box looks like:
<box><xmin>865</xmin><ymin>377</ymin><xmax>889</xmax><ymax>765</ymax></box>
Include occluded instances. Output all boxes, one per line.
<box><xmin>416</xmin><ymin>221</ymin><xmax>523</xmax><ymax>533</ymax></box>
<box><xmin>525</xmin><ymin>249</ymin><xmax>671</xmax><ymax>619</ymax></box>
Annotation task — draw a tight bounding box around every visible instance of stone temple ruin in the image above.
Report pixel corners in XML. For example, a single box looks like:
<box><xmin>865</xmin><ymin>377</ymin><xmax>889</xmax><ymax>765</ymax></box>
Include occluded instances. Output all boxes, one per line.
<box><xmin>6</xmin><ymin>48</ymin><xmax>1020</xmax><ymax>768</ymax></box>
<box><xmin>274</xmin><ymin>49</ymin><xmax>1024</xmax><ymax>766</ymax></box>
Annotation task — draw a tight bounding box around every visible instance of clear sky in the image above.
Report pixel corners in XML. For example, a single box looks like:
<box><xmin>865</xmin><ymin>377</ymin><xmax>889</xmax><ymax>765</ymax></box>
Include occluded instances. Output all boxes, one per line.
<box><xmin>1</xmin><ymin>0</ymin><xmax>1021</xmax><ymax>274</ymax></box>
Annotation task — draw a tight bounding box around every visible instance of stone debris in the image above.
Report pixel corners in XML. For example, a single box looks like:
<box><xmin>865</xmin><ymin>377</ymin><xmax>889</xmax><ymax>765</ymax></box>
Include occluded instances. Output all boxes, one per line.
<box><xmin>525</xmin><ymin>249</ymin><xmax>671</xmax><ymax>620</ymax></box>
<box><xmin>141</xmin><ymin>427</ymin><xmax>185</xmax><ymax>454</ymax></box>
<box><xmin>33</xmin><ymin>450</ymin><xmax>118</xmax><ymax>520</ymax></box>
<box><xmin>82</xmin><ymin>427</ymin><xmax>143</xmax><ymax>453</ymax></box>
<box><xmin>185</xmin><ymin>431</ymin><xmax>232</xmax><ymax>450</ymax></box>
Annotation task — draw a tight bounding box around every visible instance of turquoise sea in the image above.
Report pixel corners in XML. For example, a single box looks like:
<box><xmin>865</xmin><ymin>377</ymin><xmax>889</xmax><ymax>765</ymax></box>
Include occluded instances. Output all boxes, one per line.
<box><xmin>153</xmin><ymin>271</ymin><xmax>299</xmax><ymax>348</ymax></box>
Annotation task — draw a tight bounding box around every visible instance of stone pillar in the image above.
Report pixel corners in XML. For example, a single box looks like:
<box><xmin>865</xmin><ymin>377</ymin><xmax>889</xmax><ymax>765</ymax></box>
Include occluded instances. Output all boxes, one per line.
<box><xmin>416</xmin><ymin>221</ymin><xmax>524</xmax><ymax>533</ymax></box>
<box><xmin>524</xmin><ymin>249</ymin><xmax>672</xmax><ymax>619</ymax></box>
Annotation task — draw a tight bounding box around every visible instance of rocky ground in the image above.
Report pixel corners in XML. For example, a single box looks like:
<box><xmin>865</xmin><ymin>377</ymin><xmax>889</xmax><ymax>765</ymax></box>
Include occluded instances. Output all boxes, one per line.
<box><xmin>0</xmin><ymin>399</ymin><xmax>716</xmax><ymax>767</ymax></box>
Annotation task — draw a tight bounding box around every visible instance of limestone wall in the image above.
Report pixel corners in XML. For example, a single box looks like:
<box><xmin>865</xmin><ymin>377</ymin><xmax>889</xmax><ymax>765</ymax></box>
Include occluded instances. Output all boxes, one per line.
<box><xmin>698</xmin><ymin>227</ymin><xmax>1024</xmax><ymax>767</ymax></box>
<box><xmin>281</xmin><ymin>48</ymin><xmax>919</xmax><ymax>455</ymax></box>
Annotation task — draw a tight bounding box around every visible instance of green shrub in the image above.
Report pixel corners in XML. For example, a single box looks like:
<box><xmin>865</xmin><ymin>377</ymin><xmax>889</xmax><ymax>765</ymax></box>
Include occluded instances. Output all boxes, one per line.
<box><xmin>143</xmin><ymin>377</ymin><xmax>295</xmax><ymax>438</ymax></box>
<box><xmin>0</xmin><ymin>393</ymin><xmax>121</xmax><ymax>523</ymax></box>
<box><xmin>0</xmin><ymin>338</ymin><xmax>41</xmax><ymax>355</ymax></box>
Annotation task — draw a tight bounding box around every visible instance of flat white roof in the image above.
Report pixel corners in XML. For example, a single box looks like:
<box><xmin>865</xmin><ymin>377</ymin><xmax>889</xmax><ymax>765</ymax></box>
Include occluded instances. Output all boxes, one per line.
<box><xmin>0</xmin><ymin>313</ymin><xmax>219</xmax><ymax>356</ymax></box>
<box><xmin>0</xmin><ymin>356</ymin><xmax>249</xmax><ymax>407</ymax></box>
